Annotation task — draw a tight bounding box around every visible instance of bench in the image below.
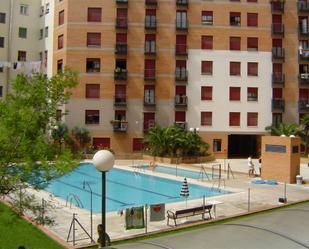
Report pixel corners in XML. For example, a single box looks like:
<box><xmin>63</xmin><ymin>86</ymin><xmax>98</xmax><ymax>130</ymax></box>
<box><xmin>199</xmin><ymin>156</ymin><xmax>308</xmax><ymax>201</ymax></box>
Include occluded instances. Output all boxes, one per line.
<box><xmin>167</xmin><ymin>204</ymin><xmax>213</xmax><ymax>226</ymax></box>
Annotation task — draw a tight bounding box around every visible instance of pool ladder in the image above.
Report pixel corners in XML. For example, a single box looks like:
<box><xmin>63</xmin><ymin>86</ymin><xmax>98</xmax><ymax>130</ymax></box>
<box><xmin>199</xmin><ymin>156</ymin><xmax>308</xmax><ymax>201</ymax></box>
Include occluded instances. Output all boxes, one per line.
<box><xmin>66</xmin><ymin>193</ymin><xmax>84</xmax><ymax>209</ymax></box>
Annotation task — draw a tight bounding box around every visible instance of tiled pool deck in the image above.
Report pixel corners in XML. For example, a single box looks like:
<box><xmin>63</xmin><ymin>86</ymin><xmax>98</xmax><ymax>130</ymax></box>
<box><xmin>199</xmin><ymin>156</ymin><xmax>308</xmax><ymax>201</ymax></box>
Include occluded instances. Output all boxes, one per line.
<box><xmin>21</xmin><ymin>159</ymin><xmax>309</xmax><ymax>247</ymax></box>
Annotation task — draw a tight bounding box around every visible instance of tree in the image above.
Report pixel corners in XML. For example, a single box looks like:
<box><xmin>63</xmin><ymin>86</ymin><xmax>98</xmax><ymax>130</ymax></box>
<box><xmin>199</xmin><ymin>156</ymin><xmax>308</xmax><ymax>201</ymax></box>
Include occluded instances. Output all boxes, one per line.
<box><xmin>0</xmin><ymin>69</ymin><xmax>78</xmax><ymax>200</ymax></box>
<box><xmin>300</xmin><ymin>114</ymin><xmax>309</xmax><ymax>153</ymax></box>
<box><xmin>265</xmin><ymin>123</ymin><xmax>301</xmax><ymax>136</ymax></box>
<box><xmin>72</xmin><ymin>126</ymin><xmax>91</xmax><ymax>151</ymax></box>
<box><xmin>51</xmin><ymin>122</ymin><xmax>69</xmax><ymax>152</ymax></box>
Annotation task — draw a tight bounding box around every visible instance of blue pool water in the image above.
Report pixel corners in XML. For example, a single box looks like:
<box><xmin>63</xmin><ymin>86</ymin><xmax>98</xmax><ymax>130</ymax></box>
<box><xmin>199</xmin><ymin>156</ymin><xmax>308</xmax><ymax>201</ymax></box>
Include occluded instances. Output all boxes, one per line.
<box><xmin>137</xmin><ymin>164</ymin><xmax>215</xmax><ymax>180</ymax></box>
<box><xmin>46</xmin><ymin>163</ymin><xmax>229</xmax><ymax>213</ymax></box>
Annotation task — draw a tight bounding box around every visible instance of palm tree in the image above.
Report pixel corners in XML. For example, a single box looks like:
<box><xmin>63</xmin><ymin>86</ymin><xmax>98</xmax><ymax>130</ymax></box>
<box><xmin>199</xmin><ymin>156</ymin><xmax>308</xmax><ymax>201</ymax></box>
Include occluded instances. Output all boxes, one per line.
<box><xmin>72</xmin><ymin>126</ymin><xmax>91</xmax><ymax>151</ymax></box>
<box><xmin>300</xmin><ymin>114</ymin><xmax>309</xmax><ymax>153</ymax></box>
<box><xmin>51</xmin><ymin>122</ymin><xmax>68</xmax><ymax>152</ymax></box>
<box><xmin>265</xmin><ymin>123</ymin><xmax>300</xmax><ymax>136</ymax></box>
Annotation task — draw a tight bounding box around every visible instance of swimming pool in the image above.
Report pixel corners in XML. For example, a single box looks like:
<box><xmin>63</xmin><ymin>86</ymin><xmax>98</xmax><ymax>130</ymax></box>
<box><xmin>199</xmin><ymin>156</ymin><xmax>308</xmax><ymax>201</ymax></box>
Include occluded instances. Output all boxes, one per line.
<box><xmin>46</xmin><ymin>163</ymin><xmax>230</xmax><ymax>213</ymax></box>
<box><xmin>136</xmin><ymin>164</ymin><xmax>216</xmax><ymax>180</ymax></box>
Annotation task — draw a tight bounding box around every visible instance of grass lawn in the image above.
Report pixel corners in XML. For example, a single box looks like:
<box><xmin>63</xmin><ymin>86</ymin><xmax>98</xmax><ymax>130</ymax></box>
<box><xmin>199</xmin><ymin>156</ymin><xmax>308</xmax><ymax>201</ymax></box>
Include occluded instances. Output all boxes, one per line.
<box><xmin>0</xmin><ymin>202</ymin><xmax>65</xmax><ymax>249</ymax></box>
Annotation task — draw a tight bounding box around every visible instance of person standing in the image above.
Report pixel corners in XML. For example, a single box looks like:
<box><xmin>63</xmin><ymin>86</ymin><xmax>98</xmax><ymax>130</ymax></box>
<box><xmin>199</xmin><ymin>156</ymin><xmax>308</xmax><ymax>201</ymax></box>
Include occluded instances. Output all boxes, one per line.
<box><xmin>248</xmin><ymin>156</ymin><xmax>255</xmax><ymax>177</ymax></box>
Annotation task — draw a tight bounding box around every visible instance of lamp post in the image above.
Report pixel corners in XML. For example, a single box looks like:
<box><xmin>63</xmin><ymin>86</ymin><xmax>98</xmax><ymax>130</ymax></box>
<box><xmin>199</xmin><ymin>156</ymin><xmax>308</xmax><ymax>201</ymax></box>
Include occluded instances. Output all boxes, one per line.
<box><xmin>82</xmin><ymin>180</ymin><xmax>94</xmax><ymax>243</ymax></box>
<box><xmin>93</xmin><ymin>150</ymin><xmax>115</xmax><ymax>248</ymax></box>
<box><xmin>189</xmin><ymin>127</ymin><xmax>200</xmax><ymax>134</ymax></box>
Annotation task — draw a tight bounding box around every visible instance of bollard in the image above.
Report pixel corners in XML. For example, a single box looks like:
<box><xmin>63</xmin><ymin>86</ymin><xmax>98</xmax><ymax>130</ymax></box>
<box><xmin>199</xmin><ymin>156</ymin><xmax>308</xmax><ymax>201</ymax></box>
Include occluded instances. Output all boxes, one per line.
<box><xmin>248</xmin><ymin>188</ymin><xmax>251</xmax><ymax>212</ymax></box>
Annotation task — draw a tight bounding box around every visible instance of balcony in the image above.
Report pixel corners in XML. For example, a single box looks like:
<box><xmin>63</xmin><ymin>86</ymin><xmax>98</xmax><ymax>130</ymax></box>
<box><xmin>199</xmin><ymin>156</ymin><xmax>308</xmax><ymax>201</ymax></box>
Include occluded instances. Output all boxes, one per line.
<box><xmin>299</xmin><ymin>100</ymin><xmax>309</xmax><ymax>112</ymax></box>
<box><xmin>144</xmin><ymin>45</ymin><xmax>156</xmax><ymax>55</ymax></box>
<box><xmin>111</xmin><ymin>120</ymin><xmax>128</xmax><ymax>132</ymax></box>
<box><xmin>298</xmin><ymin>1</ymin><xmax>309</xmax><ymax>13</ymax></box>
<box><xmin>115</xmin><ymin>17</ymin><xmax>128</xmax><ymax>29</ymax></box>
<box><xmin>144</xmin><ymin>69</ymin><xmax>156</xmax><ymax>81</ymax></box>
<box><xmin>175</xmin><ymin>69</ymin><xmax>188</xmax><ymax>82</ymax></box>
<box><xmin>114</xmin><ymin>95</ymin><xmax>127</xmax><ymax>106</ymax></box>
<box><xmin>145</xmin><ymin>0</ymin><xmax>157</xmax><ymax>5</ymax></box>
<box><xmin>272</xmin><ymin>47</ymin><xmax>285</xmax><ymax>60</ymax></box>
<box><xmin>271</xmin><ymin>1</ymin><xmax>285</xmax><ymax>13</ymax></box>
<box><xmin>114</xmin><ymin>69</ymin><xmax>127</xmax><ymax>81</ymax></box>
<box><xmin>115</xmin><ymin>44</ymin><xmax>127</xmax><ymax>55</ymax></box>
<box><xmin>176</xmin><ymin>20</ymin><xmax>188</xmax><ymax>31</ymax></box>
<box><xmin>299</xmin><ymin>28</ymin><xmax>309</xmax><ymax>38</ymax></box>
<box><xmin>176</xmin><ymin>0</ymin><xmax>188</xmax><ymax>7</ymax></box>
<box><xmin>145</xmin><ymin>19</ymin><xmax>156</xmax><ymax>30</ymax></box>
<box><xmin>299</xmin><ymin>73</ymin><xmax>309</xmax><ymax>86</ymax></box>
<box><xmin>174</xmin><ymin>121</ymin><xmax>187</xmax><ymax>130</ymax></box>
<box><xmin>144</xmin><ymin>97</ymin><xmax>156</xmax><ymax>106</ymax></box>
<box><xmin>272</xmin><ymin>73</ymin><xmax>285</xmax><ymax>85</ymax></box>
<box><xmin>116</xmin><ymin>0</ymin><xmax>128</xmax><ymax>3</ymax></box>
<box><xmin>175</xmin><ymin>44</ymin><xmax>188</xmax><ymax>56</ymax></box>
<box><xmin>272</xmin><ymin>99</ymin><xmax>285</xmax><ymax>112</ymax></box>
<box><xmin>175</xmin><ymin>95</ymin><xmax>188</xmax><ymax>107</ymax></box>
<box><xmin>299</xmin><ymin>49</ymin><xmax>309</xmax><ymax>60</ymax></box>
<box><xmin>272</xmin><ymin>23</ymin><xmax>285</xmax><ymax>36</ymax></box>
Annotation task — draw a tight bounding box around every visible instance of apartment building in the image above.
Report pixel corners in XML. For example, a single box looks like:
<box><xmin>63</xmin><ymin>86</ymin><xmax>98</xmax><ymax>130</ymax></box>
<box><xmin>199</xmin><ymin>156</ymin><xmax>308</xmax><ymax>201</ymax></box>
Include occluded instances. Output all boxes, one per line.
<box><xmin>1</xmin><ymin>0</ymin><xmax>308</xmax><ymax>158</ymax></box>
<box><xmin>0</xmin><ymin>0</ymin><xmax>54</xmax><ymax>97</ymax></box>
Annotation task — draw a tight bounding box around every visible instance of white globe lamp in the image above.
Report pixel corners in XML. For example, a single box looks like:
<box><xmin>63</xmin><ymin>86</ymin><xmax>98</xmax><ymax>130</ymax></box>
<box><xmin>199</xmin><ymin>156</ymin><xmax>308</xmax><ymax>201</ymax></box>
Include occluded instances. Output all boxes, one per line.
<box><xmin>93</xmin><ymin>150</ymin><xmax>115</xmax><ymax>172</ymax></box>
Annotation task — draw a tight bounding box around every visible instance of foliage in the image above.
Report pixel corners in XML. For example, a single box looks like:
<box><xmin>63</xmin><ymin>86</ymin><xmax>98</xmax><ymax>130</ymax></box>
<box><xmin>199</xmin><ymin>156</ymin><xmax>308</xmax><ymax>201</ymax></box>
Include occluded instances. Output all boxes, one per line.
<box><xmin>143</xmin><ymin>125</ymin><xmax>209</xmax><ymax>157</ymax></box>
<box><xmin>71</xmin><ymin>126</ymin><xmax>91</xmax><ymax>151</ymax></box>
<box><xmin>265</xmin><ymin>123</ymin><xmax>301</xmax><ymax>136</ymax></box>
<box><xmin>0</xmin><ymin>202</ymin><xmax>64</xmax><ymax>249</ymax></box>
<box><xmin>0</xmin><ymin>69</ymin><xmax>78</xmax><ymax>198</ymax></box>
<box><xmin>300</xmin><ymin>114</ymin><xmax>309</xmax><ymax>153</ymax></box>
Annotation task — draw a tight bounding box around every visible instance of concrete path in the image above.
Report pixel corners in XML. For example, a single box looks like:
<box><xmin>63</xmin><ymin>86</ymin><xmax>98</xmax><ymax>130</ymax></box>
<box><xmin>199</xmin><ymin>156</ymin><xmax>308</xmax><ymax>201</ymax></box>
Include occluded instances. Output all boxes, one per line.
<box><xmin>109</xmin><ymin>202</ymin><xmax>309</xmax><ymax>249</ymax></box>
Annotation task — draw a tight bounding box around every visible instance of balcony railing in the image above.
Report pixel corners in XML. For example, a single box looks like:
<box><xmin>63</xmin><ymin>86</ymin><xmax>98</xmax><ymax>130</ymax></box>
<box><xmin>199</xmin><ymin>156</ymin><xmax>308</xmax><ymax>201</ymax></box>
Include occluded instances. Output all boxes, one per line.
<box><xmin>116</xmin><ymin>0</ymin><xmax>128</xmax><ymax>4</ymax></box>
<box><xmin>115</xmin><ymin>44</ymin><xmax>128</xmax><ymax>55</ymax></box>
<box><xmin>299</xmin><ymin>73</ymin><xmax>309</xmax><ymax>86</ymax></box>
<box><xmin>271</xmin><ymin>1</ymin><xmax>285</xmax><ymax>13</ymax></box>
<box><xmin>114</xmin><ymin>69</ymin><xmax>127</xmax><ymax>80</ymax></box>
<box><xmin>299</xmin><ymin>100</ymin><xmax>309</xmax><ymax>112</ymax></box>
<box><xmin>145</xmin><ymin>18</ymin><xmax>156</xmax><ymax>29</ymax></box>
<box><xmin>175</xmin><ymin>95</ymin><xmax>188</xmax><ymax>107</ymax></box>
<box><xmin>145</xmin><ymin>0</ymin><xmax>157</xmax><ymax>5</ymax></box>
<box><xmin>114</xmin><ymin>95</ymin><xmax>127</xmax><ymax>106</ymax></box>
<box><xmin>299</xmin><ymin>28</ymin><xmax>309</xmax><ymax>37</ymax></box>
<box><xmin>144</xmin><ymin>45</ymin><xmax>156</xmax><ymax>55</ymax></box>
<box><xmin>272</xmin><ymin>73</ymin><xmax>285</xmax><ymax>85</ymax></box>
<box><xmin>144</xmin><ymin>97</ymin><xmax>156</xmax><ymax>106</ymax></box>
<box><xmin>176</xmin><ymin>20</ymin><xmax>188</xmax><ymax>30</ymax></box>
<box><xmin>174</xmin><ymin>121</ymin><xmax>187</xmax><ymax>130</ymax></box>
<box><xmin>111</xmin><ymin>120</ymin><xmax>128</xmax><ymax>132</ymax></box>
<box><xmin>115</xmin><ymin>17</ymin><xmax>128</xmax><ymax>29</ymax></box>
<box><xmin>176</xmin><ymin>0</ymin><xmax>188</xmax><ymax>6</ymax></box>
<box><xmin>299</xmin><ymin>49</ymin><xmax>309</xmax><ymax>60</ymax></box>
<box><xmin>272</xmin><ymin>47</ymin><xmax>285</xmax><ymax>60</ymax></box>
<box><xmin>272</xmin><ymin>99</ymin><xmax>285</xmax><ymax>112</ymax></box>
<box><xmin>144</xmin><ymin>69</ymin><xmax>156</xmax><ymax>80</ymax></box>
<box><xmin>298</xmin><ymin>1</ymin><xmax>309</xmax><ymax>12</ymax></box>
<box><xmin>272</xmin><ymin>23</ymin><xmax>285</xmax><ymax>36</ymax></box>
<box><xmin>175</xmin><ymin>69</ymin><xmax>188</xmax><ymax>81</ymax></box>
<box><xmin>143</xmin><ymin>120</ymin><xmax>155</xmax><ymax>132</ymax></box>
<box><xmin>175</xmin><ymin>44</ymin><xmax>188</xmax><ymax>56</ymax></box>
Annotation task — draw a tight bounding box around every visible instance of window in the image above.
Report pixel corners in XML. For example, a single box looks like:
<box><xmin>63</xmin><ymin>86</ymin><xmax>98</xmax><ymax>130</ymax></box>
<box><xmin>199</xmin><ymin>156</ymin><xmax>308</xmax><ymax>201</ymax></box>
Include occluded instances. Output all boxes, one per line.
<box><xmin>230</xmin><ymin>62</ymin><xmax>241</xmax><ymax>76</ymax></box>
<box><xmin>175</xmin><ymin>111</ymin><xmax>186</xmax><ymax>123</ymax></box>
<box><xmin>201</xmin><ymin>112</ymin><xmax>212</xmax><ymax>126</ymax></box>
<box><xmin>176</xmin><ymin>60</ymin><xmax>187</xmax><ymax>80</ymax></box>
<box><xmin>247</xmin><ymin>13</ymin><xmax>258</xmax><ymax>27</ymax></box>
<box><xmin>201</xmin><ymin>11</ymin><xmax>213</xmax><ymax>25</ymax></box>
<box><xmin>133</xmin><ymin>138</ymin><xmax>143</xmax><ymax>152</ymax></box>
<box><xmin>201</xmin><ymin>36</ymin><xmax>213</xmax><ymax>49</ymax></box>
<box><xmin>247</xmin><ymin>87</ymin><xmax>258</xmax><ymax>101</ymax></box>
<box><xmin>229</xmin><ymin>87</ymin><xmax>241</xmax><ymax>101</ymax></box>
<box><xmin>18</xmin><ymin>51</ymin><xmax>26</xmax><ymax>61</ymax></box>
<box><xmin>0</xmin><ymin>37</ymin><xmax>4</xmax><ymax>48</ymax></box>
<box><xmin>86</xmin><ymin>58</ymin><xmax>100</xmax><ymax>73</ymax></box>
<box><xmin>44</xmin><ymin>50</ymin><xmax>48</xmax><ymax>67</ymax></box>
<box><xmin>40</xmin><ymin>6</ymin><xmax>44</xmax><ymax>17</ymax></box>
<box><xmin>0</xmin><ymin>13</ymin><xmax>6</xmax><ymax>23</ymax></box>
<box><xmin>247</xmin><ymin>112</ymin><xmax>258</xmax><ymax>126</ymax></box>
<box><xmin>59</xmin><ymin>10</ymin><xmax>64</xmax><ymax>25</ymax></box>
<box><xmin>45</xmin><ymin>3</ymin><xmax>50</xmax><ymax>14</ymax></box>
<box><xmin>247</xmin><ymin>0</ymin><xmax>257</xmax><ymax>2</ymax></box>
<box><xmin>0</xmin><ymin>86</ymin><xmax>2</xmax><ymax>97</ymax></box>
<box><xmin>247</xmin><ymin>37</ymin><xmax>258</xmax><ymax>51</ymax></box>
<box><xmin>93</xmin><ymin>138</ymin><xmax>110</xmax><ymax>149</ymax></box>
<box><xmin>39</xmin><ymin>29</ymin><xmax>43</xmax><ymax>39</ymax></box>
<box><xmin>272</xmin><ymin>113</ymin><xmax>282</xmax><ymax>127</ymax></box>
<box><xmin>87</xmin><ymin>33</ymin><xmax>101</xmax><ymax>47</ymax></box>
<box><xmin>145</xmin><ymin>9</ymin><xmax>156</xmax><ymax>28</ymax></box>
<box><xmin>88</xmin><ymin>8</ymin><xmax>102</xmax><ymax>22</ymax></box>
<box><xmin>230</xmin><ymin>12</ymin><xmax>241</xmax><ymax>26</ymax></box>
<box><xmin>176</xmin><ymin>10</ymin><xmax>187</xmax><ymax>29</ymax></box>
<box><xmin>144</xmin><ymin>85</ymin><xmax>155</xmax><ymax>104</ymax></box>
<box><xmin>144</xmin><ymin>59</ymin><xmax>156</xmax><ymax>79</ymax></box>
<box><xmin>58</xmin><ymin>35</ymin><xmax>64</xmax><ymax>49</ymax></box>
<box><xmin>20</xmin><ymin>5</ymin><xmax>29</xmax><ymax>15</ymax></box>
<box><xmin>230</xmin><ymin>37</ymin><xmax>240</xmax><ymax>50</ymax></box>
<box><xmin>18</xmin><ymin>27</ymin><xmax>27</xmax><ymax>38</ymax></box>
<box><xmin>213</xmin><ymin>139</ymin><xmax>222</xmax><ymax>152</ymax></box>
<box><xmin>201</xmin><ymin>86</ymin><xmax>212</xmax><ymax>100</ymax></box>
<box><xmin>176</xmin><ymin>35</ymin><xmax>187</xmax><ymax>55</ymax></box>
<box><xmin>45</xmin><ymin>27</ymin><xmax>48</xmax><ymax>37</ymax></box>
<box><xmin>85</xmin><ymin>110</ymin><xmax>100</xmax><ymax>124</ymax></box>
<box><xmin>229</xmin><ymin>112</ymin><xmax>240</xmax><ymax>126</ymax></box>
<box><xmin>57</xmin><ymin>59</ymin><xmax>63</xmax><ymax>72</ymax></box>
<box><xmin>201</xmin><ymin>61</ymin><xmax>213</xmax><ymax>75</ymax></box>
<box><xmin>248</xmin><ymin>62</ymin><xmax>258</xmax><ymax>76</ymax></box>
<box><xmin>86</xmin><ymin>84</ymin><xmax>100</xmax><ymax>98</ymax></box>
<box><xmin>145</xmin><ymin>34</ymin><xmax>156</xmax><ymax>53</ymax></box>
